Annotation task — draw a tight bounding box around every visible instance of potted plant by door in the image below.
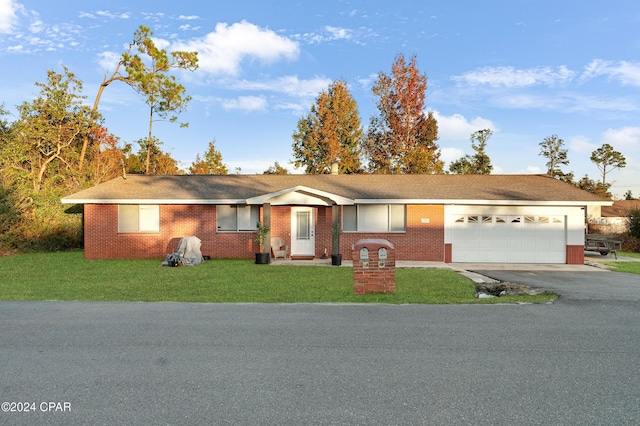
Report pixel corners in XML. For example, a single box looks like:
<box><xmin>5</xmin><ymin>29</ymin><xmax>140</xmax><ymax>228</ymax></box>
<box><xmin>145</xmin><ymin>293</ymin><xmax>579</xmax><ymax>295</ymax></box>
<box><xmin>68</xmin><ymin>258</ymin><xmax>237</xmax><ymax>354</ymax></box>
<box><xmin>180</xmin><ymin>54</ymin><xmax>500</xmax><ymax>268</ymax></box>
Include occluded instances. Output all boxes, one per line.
<box><xmin>331</xmin><ymin>222</ymin><xmax>343</xmax><ymax>266</ymax></box>
<box><xmin>254</xmin><ymin>221</ymin><xmax>271</xmax><ymax>264</ymax></box>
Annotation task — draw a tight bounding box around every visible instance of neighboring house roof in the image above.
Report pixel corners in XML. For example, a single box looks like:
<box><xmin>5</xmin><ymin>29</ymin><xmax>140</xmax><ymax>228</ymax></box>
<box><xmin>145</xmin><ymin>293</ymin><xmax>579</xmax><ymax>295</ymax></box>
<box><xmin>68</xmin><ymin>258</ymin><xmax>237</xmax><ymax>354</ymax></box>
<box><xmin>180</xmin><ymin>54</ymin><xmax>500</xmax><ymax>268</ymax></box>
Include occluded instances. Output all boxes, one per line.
<box><xmin>601</xmin><ymin>200</ymin><xmax>640</xmax><ymax>217</ymax></box>
<box><xmin>61</xmin><ymin>174</ymin><xmax>612</xmax><ymax>206</ymax></box>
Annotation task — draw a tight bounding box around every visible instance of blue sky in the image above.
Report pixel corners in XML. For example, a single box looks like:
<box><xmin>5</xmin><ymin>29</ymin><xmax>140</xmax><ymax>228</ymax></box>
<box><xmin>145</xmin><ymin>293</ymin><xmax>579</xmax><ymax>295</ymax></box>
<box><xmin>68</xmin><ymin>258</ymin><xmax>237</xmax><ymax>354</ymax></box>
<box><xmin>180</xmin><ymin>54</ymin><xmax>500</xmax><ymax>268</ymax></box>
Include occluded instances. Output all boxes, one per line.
<box><xmin>1</xmin><ymin>0</ymin><xmax>639</xmax><ymax>197</ymax></box>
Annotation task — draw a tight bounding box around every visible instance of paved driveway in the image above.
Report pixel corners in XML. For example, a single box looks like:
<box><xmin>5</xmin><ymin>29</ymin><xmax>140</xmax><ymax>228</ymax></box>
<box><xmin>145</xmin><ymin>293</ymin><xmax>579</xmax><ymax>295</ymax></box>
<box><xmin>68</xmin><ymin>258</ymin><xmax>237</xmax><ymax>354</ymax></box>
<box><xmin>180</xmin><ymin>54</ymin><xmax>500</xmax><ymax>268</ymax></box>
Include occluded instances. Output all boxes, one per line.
<box><xmin>456</xmin><ymin>263</ymin><xmax>640</xmax><ymax>302</ymax></box>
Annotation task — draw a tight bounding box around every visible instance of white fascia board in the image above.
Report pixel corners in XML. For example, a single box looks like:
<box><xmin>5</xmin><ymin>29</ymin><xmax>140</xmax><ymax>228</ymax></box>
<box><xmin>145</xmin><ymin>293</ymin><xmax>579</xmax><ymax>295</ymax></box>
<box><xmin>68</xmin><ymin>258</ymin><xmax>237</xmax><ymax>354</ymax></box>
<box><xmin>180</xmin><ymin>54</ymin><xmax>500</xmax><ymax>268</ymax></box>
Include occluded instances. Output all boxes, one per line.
<box><xmin>60</xmin><ymin>198</ymin><xmax>246</xmax><ymax>205</ymax></box>
<box><xmin>246</xmin><ymin>185</ymin><xmax>354</xmax><ymax>205</ymax></box>
<box><xmin>353</xmin><ymin>199</ymin><xmax>613</xmax><ymax>206</ymax></box>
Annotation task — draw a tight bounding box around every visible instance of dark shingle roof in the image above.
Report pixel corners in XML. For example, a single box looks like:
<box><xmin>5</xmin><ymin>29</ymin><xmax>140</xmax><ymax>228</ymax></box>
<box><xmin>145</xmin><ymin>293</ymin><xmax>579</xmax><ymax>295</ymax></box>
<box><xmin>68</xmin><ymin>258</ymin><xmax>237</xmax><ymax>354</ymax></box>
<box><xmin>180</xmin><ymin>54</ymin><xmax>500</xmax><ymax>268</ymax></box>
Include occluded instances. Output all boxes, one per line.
<box><xmin>61</xmin><ymin>174</ymin><xmax>610</xmax><ymax>205</ymax></box>
<box><xmin>601</xmin><ymin>200</ymin><xmax>640</xmax><ymax>217</ymax></box>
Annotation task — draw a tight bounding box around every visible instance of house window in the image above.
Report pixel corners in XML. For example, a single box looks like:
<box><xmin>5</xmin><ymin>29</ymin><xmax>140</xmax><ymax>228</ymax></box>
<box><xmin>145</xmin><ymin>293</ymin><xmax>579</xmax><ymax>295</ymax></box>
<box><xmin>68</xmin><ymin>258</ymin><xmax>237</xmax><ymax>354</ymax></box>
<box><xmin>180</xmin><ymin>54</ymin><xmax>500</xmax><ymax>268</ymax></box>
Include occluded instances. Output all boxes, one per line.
<box><xmin>217</xmin><ymin>205</ymin><xmax>259</xmax><ymax>231</ymax></box>
<box><xmin>342</xmin><ymin>205</ymin><xmax>406</xmax><ymax>232</ymax></box>
<box><xmin>118</xmin><ymin>205</ymin><xmax>160</xmax><ymax>233</ymax></box>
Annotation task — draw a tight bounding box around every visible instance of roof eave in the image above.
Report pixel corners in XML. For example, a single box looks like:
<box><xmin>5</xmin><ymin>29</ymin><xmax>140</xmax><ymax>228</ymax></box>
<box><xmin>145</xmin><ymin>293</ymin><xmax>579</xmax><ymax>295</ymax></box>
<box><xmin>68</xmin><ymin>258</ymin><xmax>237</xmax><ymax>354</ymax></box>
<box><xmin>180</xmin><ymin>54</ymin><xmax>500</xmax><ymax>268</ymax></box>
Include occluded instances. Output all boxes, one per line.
<box><xmin>60</xmin><ymin>198</ymin><xmax>246</xmax><ymax>205</ymax></box>
<box><xmin>354</xmin><ymin>199</ymin><xmax>613</xmax><ymax>206</ymax></box>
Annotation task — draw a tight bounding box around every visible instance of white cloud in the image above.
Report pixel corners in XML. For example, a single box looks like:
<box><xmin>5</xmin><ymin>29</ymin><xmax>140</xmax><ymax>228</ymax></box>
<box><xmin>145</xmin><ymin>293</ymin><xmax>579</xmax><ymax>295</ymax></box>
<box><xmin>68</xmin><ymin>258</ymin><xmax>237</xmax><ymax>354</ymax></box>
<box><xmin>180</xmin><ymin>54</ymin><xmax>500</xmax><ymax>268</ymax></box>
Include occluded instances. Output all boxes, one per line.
<box><xmin>170</xmin><ymin>20</ymin><xmax>299</xmax><ymax>76</ymax></box>
<box><xmin>432</xmin><ymin>111</ymin><xmax>497</xmax><ymax>141</ymax></box>
<box><xmin>440</xmin><ymin>147</ymin><xmax>465</xmax><ymax>165</ymax></box>
<box><xmin>452</xmin><ymin>65</ymin><xmax>575</xmax><ymax>88</ymax></box>
<box><xmin>301</xmin><ymin>25</ymin><xmax>353</xmax><ymax>44</ymax></box>
<box><xmin>601</xmin><ymin>126</ymin><xmax>640</xmax><ymax>150</ymax></box>
<box><xmin>219</xmin><ymin>95</ymin><xmax>267</xmax><ymax>112</ymax></box>
<box><xmin>580</xmin><ymin>59</ymin><xmax>640</xmax><ymax>87</ymax></box>
<box><xmin>232</xmin><ymin>75</ymin><xmax>332</xmax><ymax>98</ymax></box>
<box><xmin>96</xmin><ymin>51</ymin><xmax>121</xmax><ymax>72</ymax></box>
<box><xmin>178</xmin><ymin>15</ymin><xmax>199</xmax><ymax>21</ymax></box>
<box><xmin>568</xmin><ymin>135</ymin><xmax>597</xmax><ymax>154</ymax></box>
<box><xmin>94</xmin><ymin>10</ymin><xmax>131</xmax><ymax>20</ymax></box>
<box><xmin>0</xmin><ymin>0</ymin><xmax>21</xmax><ymax>33</ymax></box>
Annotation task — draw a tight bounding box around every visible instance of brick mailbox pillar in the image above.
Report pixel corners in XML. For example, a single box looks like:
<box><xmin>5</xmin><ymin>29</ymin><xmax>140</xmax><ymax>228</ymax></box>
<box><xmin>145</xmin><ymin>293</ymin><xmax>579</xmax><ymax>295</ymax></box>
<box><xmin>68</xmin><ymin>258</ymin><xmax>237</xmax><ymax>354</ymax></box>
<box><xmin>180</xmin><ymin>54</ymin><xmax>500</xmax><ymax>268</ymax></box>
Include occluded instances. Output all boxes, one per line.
<box><xmin>352</xmin><ymin>239</ymin><xmax>396</xmax><ymax>295</ymax></box>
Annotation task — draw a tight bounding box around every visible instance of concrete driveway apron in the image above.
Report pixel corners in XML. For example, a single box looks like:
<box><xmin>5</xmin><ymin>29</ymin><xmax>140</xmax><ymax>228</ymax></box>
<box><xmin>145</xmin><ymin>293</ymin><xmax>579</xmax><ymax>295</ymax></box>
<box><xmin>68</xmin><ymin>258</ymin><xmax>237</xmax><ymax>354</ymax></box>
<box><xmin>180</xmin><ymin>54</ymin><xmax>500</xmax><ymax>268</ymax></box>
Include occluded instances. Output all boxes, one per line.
<box><xmin>453</xmin><ymin>262</ymin><xmax>640</xmax><ymax>302</ymax></box>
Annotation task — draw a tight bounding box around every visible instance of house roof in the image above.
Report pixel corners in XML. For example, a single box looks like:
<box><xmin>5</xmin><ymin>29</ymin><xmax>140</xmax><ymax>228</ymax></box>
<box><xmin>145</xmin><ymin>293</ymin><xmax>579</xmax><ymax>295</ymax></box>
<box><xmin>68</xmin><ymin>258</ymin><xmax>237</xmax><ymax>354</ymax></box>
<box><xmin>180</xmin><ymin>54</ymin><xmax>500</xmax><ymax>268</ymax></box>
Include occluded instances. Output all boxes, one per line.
<box><xmin>61</xmin><ymin>174</ymin><xmax>612</xmax><ymax>206</ymax></box>
<box><xmin>601</xmin><ymin>200</ymin><xmax>640</xmax><ymax>217</ymax></box>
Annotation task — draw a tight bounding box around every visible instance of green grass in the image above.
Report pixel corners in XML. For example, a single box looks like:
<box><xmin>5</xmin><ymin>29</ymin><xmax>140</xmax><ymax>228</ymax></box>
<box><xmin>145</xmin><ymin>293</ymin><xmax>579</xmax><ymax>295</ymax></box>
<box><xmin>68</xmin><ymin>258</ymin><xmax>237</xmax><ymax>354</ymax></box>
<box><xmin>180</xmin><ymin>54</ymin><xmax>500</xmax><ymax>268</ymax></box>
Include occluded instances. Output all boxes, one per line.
<box><xmin>603</xmin><ymin>261</ymin><xmax>640</xmax><ymax>274</ymax></box>
<box><xmin>0</xmin><ymin>251</ymin><xmax>555</xmax><ymax>304</ymax></box>
<box><xmin>619</xmin><ymin>251</ymin><xmax>640</xmax><ymax>259</ymax></box>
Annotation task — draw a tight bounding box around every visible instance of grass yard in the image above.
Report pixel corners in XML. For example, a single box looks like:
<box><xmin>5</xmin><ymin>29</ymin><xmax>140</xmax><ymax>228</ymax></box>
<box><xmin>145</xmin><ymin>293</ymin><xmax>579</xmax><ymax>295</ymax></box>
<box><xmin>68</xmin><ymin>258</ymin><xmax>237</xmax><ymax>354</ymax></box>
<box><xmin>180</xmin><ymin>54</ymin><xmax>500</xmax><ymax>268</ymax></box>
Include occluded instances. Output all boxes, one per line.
<box><xmin>618</xmin><ymin>251</ymin><xmax>640</xmax><ymax>259</ymax></box>
<box><xmin>0</xmin><ymin>251</ymin><xmax>556</xmax><ymax>304</ymax></box>
<box><xmin>602</xmin><ymin>251</ymin><xmax>640</xmax><ymax>274</ymax></box>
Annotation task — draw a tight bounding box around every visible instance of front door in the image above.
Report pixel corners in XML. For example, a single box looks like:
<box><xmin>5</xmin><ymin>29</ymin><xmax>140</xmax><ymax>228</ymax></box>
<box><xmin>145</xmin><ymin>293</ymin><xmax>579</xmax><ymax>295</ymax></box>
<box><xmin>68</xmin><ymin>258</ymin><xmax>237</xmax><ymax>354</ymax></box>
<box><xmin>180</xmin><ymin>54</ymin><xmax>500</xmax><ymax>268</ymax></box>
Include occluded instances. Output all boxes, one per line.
<box><xmin>291</xmin><ymin>207</ymin><xmax>315</xmax><ymax>257</ymax></box>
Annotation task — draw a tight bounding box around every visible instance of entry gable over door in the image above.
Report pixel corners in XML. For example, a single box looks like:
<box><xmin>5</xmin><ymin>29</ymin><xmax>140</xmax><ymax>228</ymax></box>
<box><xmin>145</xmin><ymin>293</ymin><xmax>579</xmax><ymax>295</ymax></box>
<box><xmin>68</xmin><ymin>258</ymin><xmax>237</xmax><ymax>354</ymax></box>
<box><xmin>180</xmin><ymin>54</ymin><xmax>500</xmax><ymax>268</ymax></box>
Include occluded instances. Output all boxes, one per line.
<box><xmin>246</xmin><ymin>185</ymin><xmax>353</xmax><ymax>206</ymax></box>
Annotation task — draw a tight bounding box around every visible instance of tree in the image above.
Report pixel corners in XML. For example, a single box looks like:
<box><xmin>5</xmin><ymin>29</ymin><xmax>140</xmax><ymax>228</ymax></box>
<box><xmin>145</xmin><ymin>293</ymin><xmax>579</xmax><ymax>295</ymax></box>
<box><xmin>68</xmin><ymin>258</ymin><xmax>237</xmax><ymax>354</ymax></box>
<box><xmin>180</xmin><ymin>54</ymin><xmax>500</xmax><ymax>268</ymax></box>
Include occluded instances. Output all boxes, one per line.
<box><xmin>624</xmin><ymin>190</ymin><xmax>636</xmax><ymax>200</ymax></box>
<box><xmin>576</xmin><ymin>175</ymin><xmax>611</xmax><ymax>199</ymax></box>
<box><xmin>364</xmin><ymin>53</ymin><xmax>442</xmax><ymax>174</ymax></box>
<box><xmin>448</xmin><ymin>129</ymin><xmax>493</xmax><ymax>174</ymax></box>
<box><xmin>78</xmin><ymin>25</ymin><xmax>198</xmax><ymax>172</ymax></box>
<box><xmin>590</xmin><ymin>143</ymin><xmax>626</xmax><ymax>185</ymax></box>
<box><xmin>125</xmin><ymin>138</ymin><xmax>181</xmax><ymax>175</ymax></box>
<box><xmin>188</xmin><ymin>140</ymin><xmax>228</xmax><ymax>175</ymax></box>
<box><xmin>9</xmin><ymin>67</ymin><xmax>93</xmax><ymax>192</ymax></box>
<box><xmin>263</xmin><ymin>162</ymin><xmax>289</xmax><ymax>174</ymax></box>
<box><xmin>85</xmin><ymin>125</ymin><xmax>125</xmax><ymax>184</ymax></box>
<box><xmin>539</xmin><ymin>134</ymin><xmax>574</xmax><ymax>183</ymax></box>
<box><xmin>292</xmin><ymin>80</ymin><xmax>363</xmax><ymax>174</ymax></box>
<box><xmin>628</xmin><ymin>208</ymin><xmax>640</xmax><ymax>238</ymax></box>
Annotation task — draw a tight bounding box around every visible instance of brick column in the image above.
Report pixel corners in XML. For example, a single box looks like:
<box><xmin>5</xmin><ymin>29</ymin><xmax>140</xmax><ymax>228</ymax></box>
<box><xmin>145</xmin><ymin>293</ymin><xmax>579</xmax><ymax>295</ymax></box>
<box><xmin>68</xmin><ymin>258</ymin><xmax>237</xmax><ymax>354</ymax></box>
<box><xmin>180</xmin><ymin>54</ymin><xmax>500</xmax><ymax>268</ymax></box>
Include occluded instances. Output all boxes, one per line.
<box><xmin>352</xmin><ymin>239</ymin><xmax>396</xmax><ymax>295</ymax></box>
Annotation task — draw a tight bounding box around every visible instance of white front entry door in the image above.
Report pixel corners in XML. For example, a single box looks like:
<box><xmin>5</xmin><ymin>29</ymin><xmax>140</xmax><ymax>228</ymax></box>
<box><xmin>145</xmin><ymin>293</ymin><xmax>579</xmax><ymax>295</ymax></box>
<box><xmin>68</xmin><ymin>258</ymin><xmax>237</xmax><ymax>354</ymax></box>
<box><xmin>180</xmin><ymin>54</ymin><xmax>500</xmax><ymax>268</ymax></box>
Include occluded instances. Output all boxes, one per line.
<box><xmin>291</xmin><ymin>207</ymin><xmax>315</xmax><ymax>257</ymax></box>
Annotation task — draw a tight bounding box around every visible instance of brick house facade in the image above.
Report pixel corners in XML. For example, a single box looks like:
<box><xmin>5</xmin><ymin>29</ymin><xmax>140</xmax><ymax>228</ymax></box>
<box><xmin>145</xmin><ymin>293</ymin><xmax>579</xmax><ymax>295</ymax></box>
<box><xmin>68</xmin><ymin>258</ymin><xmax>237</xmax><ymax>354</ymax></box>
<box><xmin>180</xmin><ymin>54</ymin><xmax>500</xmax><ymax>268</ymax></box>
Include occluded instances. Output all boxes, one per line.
<box><xmin>63</xmin><ymin>174</ymin><xmax>611</xmax><ymax>264</ymax></box>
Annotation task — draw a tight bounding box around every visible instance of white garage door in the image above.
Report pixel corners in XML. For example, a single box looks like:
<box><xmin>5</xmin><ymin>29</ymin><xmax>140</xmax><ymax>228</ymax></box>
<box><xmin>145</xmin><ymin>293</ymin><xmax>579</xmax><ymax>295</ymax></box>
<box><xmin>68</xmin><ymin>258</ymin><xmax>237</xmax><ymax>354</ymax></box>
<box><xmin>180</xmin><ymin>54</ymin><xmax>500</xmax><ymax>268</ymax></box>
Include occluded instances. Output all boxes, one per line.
<box><xmin>451</xmin><ymin>214</ymin><xmax>566</xmax><ymax>263</ymax></box>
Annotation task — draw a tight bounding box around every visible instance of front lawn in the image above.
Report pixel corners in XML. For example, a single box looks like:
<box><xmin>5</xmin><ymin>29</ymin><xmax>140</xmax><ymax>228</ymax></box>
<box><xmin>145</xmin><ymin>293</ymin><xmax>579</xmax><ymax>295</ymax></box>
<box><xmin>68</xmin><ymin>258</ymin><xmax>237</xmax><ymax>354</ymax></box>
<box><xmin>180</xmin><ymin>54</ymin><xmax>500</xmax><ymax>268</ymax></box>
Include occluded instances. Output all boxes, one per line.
<box><xmin>603</xmin><ymin>261</ymin><xmax>640</xmax><ymax>275</ymax></box>
<box><xmin>0</xmin><ymin>251</ymin><xmax>555</xmax><ymax>304</ymax></box>
<box><xmin>619</xmin><ymin>251</ymin><xmax>640</xmax><ymax>259</ymax></box>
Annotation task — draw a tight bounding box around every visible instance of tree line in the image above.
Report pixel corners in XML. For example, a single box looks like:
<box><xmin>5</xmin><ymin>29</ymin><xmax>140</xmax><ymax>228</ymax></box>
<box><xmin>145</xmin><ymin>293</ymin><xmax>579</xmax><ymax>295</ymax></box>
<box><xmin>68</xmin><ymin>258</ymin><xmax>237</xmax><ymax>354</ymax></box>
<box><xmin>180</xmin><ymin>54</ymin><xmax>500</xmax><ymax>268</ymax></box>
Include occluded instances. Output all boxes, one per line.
<box><xmin>0</xmin><ymin>26</ymin><xmax>632</xmax><ymax>253</ymax></box>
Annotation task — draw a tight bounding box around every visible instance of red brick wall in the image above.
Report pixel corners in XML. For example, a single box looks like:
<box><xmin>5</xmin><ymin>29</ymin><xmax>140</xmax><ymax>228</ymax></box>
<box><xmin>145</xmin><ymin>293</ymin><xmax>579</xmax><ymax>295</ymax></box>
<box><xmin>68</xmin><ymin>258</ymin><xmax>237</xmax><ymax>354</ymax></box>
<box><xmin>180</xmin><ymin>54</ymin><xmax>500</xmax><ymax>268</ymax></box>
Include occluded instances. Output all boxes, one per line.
<box><xmin>83</xmin><ymin>204</ymin><xmax>445</xmax><ymax>261</ymax></box>
<box><xmin>352</xmin><ymin>240</ymin><xmax>396</xmax><ymax>294</ymax></box>
<box><xmin>339</xmin><ymin>205</ymin><xmax>445</xmax><ymax>261</ymax></box>
<box><xmin>84</xmin><ymin>204</ymin><xmax>255</xmax><ymax>259</ymax></box>
<box><xmin>566</xmin><ymin>245</ymin><xmax>584</xmax><ymax>264</ymax></box>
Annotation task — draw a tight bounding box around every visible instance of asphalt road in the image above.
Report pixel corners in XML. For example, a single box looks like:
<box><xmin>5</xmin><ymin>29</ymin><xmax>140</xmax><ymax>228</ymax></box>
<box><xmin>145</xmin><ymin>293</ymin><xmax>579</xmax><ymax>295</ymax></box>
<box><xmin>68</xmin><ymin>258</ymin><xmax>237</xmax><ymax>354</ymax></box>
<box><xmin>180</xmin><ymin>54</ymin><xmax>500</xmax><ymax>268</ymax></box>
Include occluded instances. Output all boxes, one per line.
<box><xmin>1</xmin><ymin>298</ymin><xmax>639</xmax><ymax>425</ymax></box>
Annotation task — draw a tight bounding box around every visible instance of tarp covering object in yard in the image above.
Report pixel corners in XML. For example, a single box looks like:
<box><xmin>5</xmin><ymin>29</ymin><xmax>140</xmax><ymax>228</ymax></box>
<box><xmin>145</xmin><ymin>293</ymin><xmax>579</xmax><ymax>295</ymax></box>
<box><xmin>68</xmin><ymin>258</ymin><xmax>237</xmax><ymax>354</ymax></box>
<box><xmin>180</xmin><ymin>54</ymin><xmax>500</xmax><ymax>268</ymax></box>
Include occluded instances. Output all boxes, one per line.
<box><xmin>162</xmin><ymin>236</ymin><xmax>204</xmax><ymax>266</ymax></box>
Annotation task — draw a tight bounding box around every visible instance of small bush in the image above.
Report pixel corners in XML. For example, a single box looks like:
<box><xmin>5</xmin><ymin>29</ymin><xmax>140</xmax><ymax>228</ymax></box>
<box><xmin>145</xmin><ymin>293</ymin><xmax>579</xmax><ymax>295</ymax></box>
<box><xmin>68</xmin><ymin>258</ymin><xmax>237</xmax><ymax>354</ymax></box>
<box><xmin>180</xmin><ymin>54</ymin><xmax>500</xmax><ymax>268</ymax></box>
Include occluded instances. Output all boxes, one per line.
<box><xmin>628</xmin><ymin>208</ymin><xmax>640</xmax><ymax>239</ymax></box>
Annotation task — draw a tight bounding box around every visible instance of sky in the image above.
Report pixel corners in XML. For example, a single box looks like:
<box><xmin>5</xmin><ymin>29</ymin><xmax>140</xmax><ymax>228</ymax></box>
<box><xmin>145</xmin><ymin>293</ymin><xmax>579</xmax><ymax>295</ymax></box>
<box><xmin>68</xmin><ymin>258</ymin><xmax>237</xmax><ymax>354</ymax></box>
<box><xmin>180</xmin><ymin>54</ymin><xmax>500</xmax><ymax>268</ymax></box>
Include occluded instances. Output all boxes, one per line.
<box><xmin>1</xmin><ymin>0</ymin><xmax>639</xmax><ymax>198</ymax></box>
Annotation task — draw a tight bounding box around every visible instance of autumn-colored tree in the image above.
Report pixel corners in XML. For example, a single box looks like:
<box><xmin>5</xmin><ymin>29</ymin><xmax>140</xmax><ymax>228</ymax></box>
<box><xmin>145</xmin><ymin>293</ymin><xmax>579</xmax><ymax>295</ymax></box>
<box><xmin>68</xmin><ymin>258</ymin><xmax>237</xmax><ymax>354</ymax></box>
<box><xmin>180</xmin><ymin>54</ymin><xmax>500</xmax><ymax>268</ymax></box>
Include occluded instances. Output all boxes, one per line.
<box><xmin>78</xmin><ymin>25</ymin><xmax>198</xmax><ymax>173</ymax></box>
<box><xmin>364</xmin><ymin>54</ymin><xmax>442</xmax><ymax>174</ymax></box>
<box><xmin>590</xmin><ymin>143</ymin><xmax>626</xmax><ymax>185</ymax></box>
<box><xmin>539</xmin><ymin>134</ymin><xmax>574</xmax><ymax>183</ymax></box>
<box><xmin>263</xmin><ymin>161</ymin><xmax>289</xmax><ymax>174</ymax></box>
<box><xmin>86</xmin><ymin>125</ymin><xmax>125</xmax><ymax>184</ymax></box>
<box><xmin>188</xmin><ymin>140</ymin><xmax>228</xmax><ymax>175</ymax></box>
<box><xmin>448</xmin><ymin>129</ymin><xmax>493</xmax><ymax>174</ymax></box>
<box><xmin>125</xmin><ymin>138</ymin><xmax>181</xmax><ymax>175</ymax></box>
<box><xmin>292</xmin><ymin>80</ymin><xmax>363</xmax><ymax>174</ymax></box>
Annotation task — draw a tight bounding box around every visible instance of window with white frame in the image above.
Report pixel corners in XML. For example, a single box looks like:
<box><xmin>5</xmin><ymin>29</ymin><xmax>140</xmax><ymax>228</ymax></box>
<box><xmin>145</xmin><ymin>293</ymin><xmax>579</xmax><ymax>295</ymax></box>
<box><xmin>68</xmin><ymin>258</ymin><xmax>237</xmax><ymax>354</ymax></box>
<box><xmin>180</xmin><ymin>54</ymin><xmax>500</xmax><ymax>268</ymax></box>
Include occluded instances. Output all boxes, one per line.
<box><xmin>217</xmin><ymin>205</ymin><xmax>260</xmax><ymax>231</ymax></box>
<box><xmin>118</xmin><ymin>205</ymin><xmax>160</xmax><ymax>233</ymax></box>
<box><xmin>342</xmin><ymin>205</ymin><xmax>406</xmax><ymax>232</ymax></box>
